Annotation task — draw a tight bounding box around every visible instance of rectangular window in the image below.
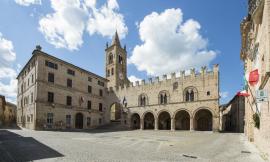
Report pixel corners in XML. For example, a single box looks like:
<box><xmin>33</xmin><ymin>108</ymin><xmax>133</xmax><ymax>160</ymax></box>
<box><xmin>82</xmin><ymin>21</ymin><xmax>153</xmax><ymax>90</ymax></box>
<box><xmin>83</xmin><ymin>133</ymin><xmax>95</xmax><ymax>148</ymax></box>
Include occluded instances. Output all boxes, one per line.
<box><xmin>48</xmin><ymin>73</ymin><xmax>54</xmax><ymax>83</ymax></box>
<box><xmin>31</xmin><ymin>92</ymin><xmax>33</xmax><ymax>103</ymax></box>
<box><xmin>67</xmin><ymin>79</ymin><xmax>72</xmax><ymax>88</ymax></box>
<box><xmin>67</xmin><ymin>69</ymin><xmax>75</xmax><ymax>76</ymax></box>
<box><xmin>30</xmin><ymin>114</ymin><xmax>33</xmax><ymax>122</ymax></box>
<box><xmin>45</xmin><ymin>60</ymin><xmax>58</xmax><ymax>69</ymax></box>
<box><xmin>87</xmin><ymin>100</ymin><xmax>91</xmax><ymax>110</ymax></box>
<box><xmin>98</xmin><ymin>80</ymin><xmax>104</xmax><ymax>87</ymax></box>
<box><xmin>66</xmin><ymin>96</ymin><xmax>72</xmax><ymax>106</ymax></box>
<box><xmin>88</xmin><ymin>77</ymin><xmax>92</xmax><ymax>82</ymax></box>
<box><xmin>87</xmin><ymin>117</ymin><xmax>91</xmax><ymax>127</ymax></box>
<box><xmin>48</xmin><ymin>92</ymin><xmax>54</xmax><ymax>103</ymax></box>
<box><xmin>99</xmin><ymin>118</ymin><xmax>102</xmax><ymax>125</ymax></box>
<box><xmin>88</xmin><ymin>86</ymin><xmax>92</xmax><ymax>93</ymax></box>
<box><xmin>111</xmin><ymin>68</ymin><xmax>114</xmax><ymax>75</ymax></box>
<box><xmin>66</xmin><ymin>115</ymin><xmax>71</xmax><ymax>127</ymax></box>
<box><xmin>99</xmin><ymin>89</ymin><xmax>103</xmax><ymax>97</ymax></box>
<box><xmin>47</xmin><ymin>113</ymin><xmax>53</xmax><ymax>127</ymax></box>
<box><xmin>31</xmin><ymin>74</ymin><xmax>34</xmax><ymax>83</ymax></box>
<box><xmin>99</xmin><ymin>103</ymin><xmax>102</xmax><ymax>112</ymax></box>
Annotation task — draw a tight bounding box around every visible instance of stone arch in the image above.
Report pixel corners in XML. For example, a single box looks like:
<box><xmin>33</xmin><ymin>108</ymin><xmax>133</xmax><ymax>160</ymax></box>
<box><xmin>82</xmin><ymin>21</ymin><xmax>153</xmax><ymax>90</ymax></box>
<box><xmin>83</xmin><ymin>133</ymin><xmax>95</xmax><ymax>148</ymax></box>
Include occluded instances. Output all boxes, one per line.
<box><xmin>158</xmin><ymin>111</ymin><xmax>171</xmax><ymax>130</ymax></box>
<box><xmin>138</xmin><ymin>93</ymin><xmax>148</xmax><ymax>107</ymax></box>
<box><xmin>183</xmin><ymin>86</ymin><xmax>198</xmax><ymax>102</ymax></box>
<box><xmin>193</xmin><ymin>107</ymin><xmax>215</xmax><ymax>118</ymax></box>
<box><xmin>158</xmin><ymin>90</ymin><xmax>170</xmax><ymax>104</ymax></box>
<box><xmin>172</xmin><ymin>108</ymin><xmax>192</xmax><ymax>119</ymax></box>
<box><xmin>143</xmin><ymin>111</ymin><xmax>155</xmax><ymax>130</ymax></box>
<box><xmin>130</xmin><ymin>113</ymin><xmax>140</xmax><ymax>130</ymax></box>
<box><xmin>193</xmin><ymin>108</ymin><xmax>213</xmax><ymax>131</ymax></box>
<box><xmin>110</xmin><ymin>102</ymin><xmax>121</xmax><ymax>121</ymax></box>
<box><xmin>174</xmin><ymin>110</ymin><xmax>190</xmax><ymax>130</ymax></box>
<box><xmin>75</xmin><ymin>113</ymin><xmax>84</xmax><ymax>129</ymax></box>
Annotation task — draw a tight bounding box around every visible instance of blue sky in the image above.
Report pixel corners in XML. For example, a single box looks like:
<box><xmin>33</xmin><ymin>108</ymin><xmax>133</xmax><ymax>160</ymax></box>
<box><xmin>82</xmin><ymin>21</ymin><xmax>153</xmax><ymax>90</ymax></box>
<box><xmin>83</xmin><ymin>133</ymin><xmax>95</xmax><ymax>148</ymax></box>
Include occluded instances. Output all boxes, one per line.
<box><xmin>0</xmin><ymin>0</ymin><xmax>247</xmax><ymax>103</ymax></box>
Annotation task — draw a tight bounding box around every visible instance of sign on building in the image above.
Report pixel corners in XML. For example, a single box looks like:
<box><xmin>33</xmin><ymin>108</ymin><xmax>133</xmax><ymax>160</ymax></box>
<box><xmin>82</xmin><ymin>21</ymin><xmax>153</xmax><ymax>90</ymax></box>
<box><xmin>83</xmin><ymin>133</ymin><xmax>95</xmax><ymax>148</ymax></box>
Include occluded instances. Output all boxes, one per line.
<box><xmin>256</xmin><ymin>90</ymin><xmax>268</xmax><ymax>102</ymax></box>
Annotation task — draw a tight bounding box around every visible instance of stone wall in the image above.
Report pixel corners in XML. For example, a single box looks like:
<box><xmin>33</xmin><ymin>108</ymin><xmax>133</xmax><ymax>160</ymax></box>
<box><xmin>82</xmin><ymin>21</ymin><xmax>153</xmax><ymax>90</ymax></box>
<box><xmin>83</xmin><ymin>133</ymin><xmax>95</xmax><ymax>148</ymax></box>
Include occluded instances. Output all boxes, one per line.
<box><xmin>108</xmin><ymin>65</ymin><xmax>220</xmax><ymax>131</ymax></box>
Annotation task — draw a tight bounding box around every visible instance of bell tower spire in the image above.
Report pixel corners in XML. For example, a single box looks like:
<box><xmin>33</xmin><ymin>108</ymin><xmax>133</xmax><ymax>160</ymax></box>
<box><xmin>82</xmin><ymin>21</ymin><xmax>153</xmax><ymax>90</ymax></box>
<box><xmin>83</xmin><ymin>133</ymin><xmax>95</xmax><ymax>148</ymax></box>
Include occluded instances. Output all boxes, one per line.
<box><xmin>111</xmin><ymin>30</ymin><xmax>121</xmax><ymax>46</ymax></box>
<box><xmin>105</xmin><ymin>31</ymin><xmax>128</xmax><ymax>89</ymax></box>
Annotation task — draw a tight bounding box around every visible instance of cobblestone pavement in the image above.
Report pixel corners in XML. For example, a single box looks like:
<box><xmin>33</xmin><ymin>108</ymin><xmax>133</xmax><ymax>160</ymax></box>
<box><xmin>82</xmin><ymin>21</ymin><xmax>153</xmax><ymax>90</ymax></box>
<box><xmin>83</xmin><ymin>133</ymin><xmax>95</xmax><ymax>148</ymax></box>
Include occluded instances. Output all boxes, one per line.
<box><xmin>0</xmin><ymin>129</ymin><xmax>266</xmax><ymax>162</ymax></box>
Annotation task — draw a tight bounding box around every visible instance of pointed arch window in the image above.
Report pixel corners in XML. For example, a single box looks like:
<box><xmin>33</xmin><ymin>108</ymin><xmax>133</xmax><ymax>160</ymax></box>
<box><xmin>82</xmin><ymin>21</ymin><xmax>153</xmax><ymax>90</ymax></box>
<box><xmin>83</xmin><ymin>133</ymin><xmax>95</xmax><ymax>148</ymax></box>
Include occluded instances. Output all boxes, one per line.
<box><xmin>184</xmin><ymin>87</ymin><xmax>198</xmax><ymax>102</ymax></box>
<box><xmin>108</xmin><ymin>53</ymin><xmax>113</xmax><ymax>64</ymax></box>
<box><xmin>159</xmin><ymin>91</ymin><xmax>169</xmax><ymax>104</ymax></box>
<box><xmin>139</xmin><ymin>94</ymin><xmax>148</xmax><ymax>106</ymax></box>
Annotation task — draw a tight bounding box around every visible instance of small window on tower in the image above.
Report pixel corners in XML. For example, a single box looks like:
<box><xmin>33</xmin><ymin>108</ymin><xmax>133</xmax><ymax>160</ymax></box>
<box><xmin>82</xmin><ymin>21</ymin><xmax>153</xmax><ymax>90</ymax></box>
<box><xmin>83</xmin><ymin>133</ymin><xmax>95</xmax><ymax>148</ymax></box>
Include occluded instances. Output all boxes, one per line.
<box><xmin>111</xmin><ymin>68</ymin><xmax>114</xmax><ymax>75</ymax></box>
<box><xmin>109</xmin><ymin>54</ymin><xmax>113</xmax><ymax>64</ymax></box>
<box><xmin>118</xmin><ymin>55</ymin><xmax>123</xmax><ymax>64</ymax></box>
<box><xmin>107</xmin><ymin>69</ymin><xmax>110</xmax><ymax>77</ymax></box>
<box><xmin>207</xmin><ymin>91</ymin><xmax>210</xmax><ymax>96</ymax></box>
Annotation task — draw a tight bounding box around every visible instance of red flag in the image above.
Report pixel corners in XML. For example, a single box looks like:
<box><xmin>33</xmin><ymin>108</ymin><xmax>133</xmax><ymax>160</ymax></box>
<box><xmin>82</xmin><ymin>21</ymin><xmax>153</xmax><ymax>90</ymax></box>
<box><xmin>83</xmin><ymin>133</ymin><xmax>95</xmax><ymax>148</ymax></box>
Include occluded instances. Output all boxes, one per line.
<box><xmin>249</xmin><ymin>69</ymin><xmax>259</xmax><ymax>86</ymax></box>
<box><xmin>237</xmin><ymin>90</ymin><xmax>250</xmax><ymax>97</ymax></box>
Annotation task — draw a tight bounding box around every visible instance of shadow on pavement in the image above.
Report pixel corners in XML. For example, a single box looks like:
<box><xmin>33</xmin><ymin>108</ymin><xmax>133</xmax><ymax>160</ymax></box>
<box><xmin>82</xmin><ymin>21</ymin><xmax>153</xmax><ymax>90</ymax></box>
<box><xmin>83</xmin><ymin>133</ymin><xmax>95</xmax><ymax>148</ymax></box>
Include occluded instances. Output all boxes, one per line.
<box><xmin>0</xmin><ymin>124</ymin><xmax>21</xmax><ymax>130</ymax></box>
<box><xmin>0</xmin><ymin>130</ymin><xmax>64</xmax><ymax>162</ymax></box>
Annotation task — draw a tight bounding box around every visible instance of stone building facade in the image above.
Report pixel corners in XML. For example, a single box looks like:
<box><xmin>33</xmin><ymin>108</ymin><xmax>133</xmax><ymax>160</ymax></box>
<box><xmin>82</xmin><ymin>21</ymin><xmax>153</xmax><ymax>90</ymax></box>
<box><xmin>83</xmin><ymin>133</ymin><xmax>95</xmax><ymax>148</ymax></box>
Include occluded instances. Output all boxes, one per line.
<box><xmin>220</xmin><ymin>95</ymin><xmax>245</xmax><ymax>133</ymax></box>
<box><xmin>17</xmin><ymin>47</ymin><xmax>108</xmax><ymax>130</ymax></box>
<box><xmin>0</xmin><ymin>95</ymin><xmax>17</xmax><ymax>126</ymax></box>
<box><xmin>17</xmin><ymin>32</ymin><xmax>220</xmax><ymax>131</ymax></box>
<box><xmin>105</xmin><ymin>32</ymin><xmax>220</xmax><ymax>132</ymax></box>
<box><xmin>240</xmin><ymin>0</ymin><xmax>270</xmax><ymax>158</ymax></box>
<box><xmin>0</xmin><ymin>95</ymin><xmax>5</xmax><ymax>126</ymax></box>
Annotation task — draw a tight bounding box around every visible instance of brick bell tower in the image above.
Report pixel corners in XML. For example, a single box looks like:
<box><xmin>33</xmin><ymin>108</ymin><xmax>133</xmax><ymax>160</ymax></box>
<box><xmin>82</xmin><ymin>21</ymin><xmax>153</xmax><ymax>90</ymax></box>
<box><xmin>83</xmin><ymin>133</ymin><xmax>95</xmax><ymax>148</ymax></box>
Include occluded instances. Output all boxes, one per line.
<box><xmin>105</xmin><ymin>31</ymin><xmax>128</xmax><ymax>89</ymax></box>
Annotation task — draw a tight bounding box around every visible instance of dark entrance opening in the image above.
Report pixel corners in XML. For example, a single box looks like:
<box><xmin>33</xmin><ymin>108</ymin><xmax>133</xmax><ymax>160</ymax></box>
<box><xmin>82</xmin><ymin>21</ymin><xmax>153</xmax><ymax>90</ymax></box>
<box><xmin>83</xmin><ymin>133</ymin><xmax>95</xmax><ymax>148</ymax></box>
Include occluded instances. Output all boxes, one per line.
<box><xmin>158</xmin><ymin>111</ymin><xmax>171</xmax><ymax>130</ymax></box>
<box><xmin>194</xmin><ymin>109</ymin><xmax>212</xmax><ymax>131</ymax></box>
<box><xmin>144</xmin><ymin>112</ymin><xmax>154</xmax><ymax>129</ymax></box>
<box><xmin>75</xmin><ymin>113</ymin><xmax>83</xmax><ymax>129</ymax></box>
<box><xmin>110</xmin><ymin>103</ymin><xmax>121</xmax><ymax>122</ymax></box>
<box><xmin>131</xmin><ymin>113</ymin><xmax>140</xmax><ymax>129</ymax></box>
<box><xmin>175</xmin><ymin>110</ymin><xmax>190</xmax><ymax>130</ymax></box>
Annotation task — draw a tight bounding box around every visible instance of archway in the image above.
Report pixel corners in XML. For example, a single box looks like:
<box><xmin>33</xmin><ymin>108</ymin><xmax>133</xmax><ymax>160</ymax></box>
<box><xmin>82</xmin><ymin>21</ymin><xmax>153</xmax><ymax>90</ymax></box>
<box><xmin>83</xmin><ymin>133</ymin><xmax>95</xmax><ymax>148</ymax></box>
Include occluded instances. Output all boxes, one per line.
<box><xmin>175</xmin><ymin>110</ymin><xmax>190</xmax><ymax>130</ymax></box>
<box><xmin>144</xmin><ymin>112</ymin><xmax>154</xmax><ymax>129</ymax></box>
<box><xmin>158</xmin><ymin>111</ymin><xmax>171</xmax><ymax>130</ymax></box>
<box><xmin>75</xmin><ymin>113</ymin><xmax>84</xmax><ymax>129</ymax></box>
<box><xmin>131</xmin><ymin>113</ymin><xmax>140</xmax><ymax>129</ymax></box>
<box><xmin>110</xmin><ymin>103</ymin><xmax>121</xmax><ymax>122</ymax></box>
<box><xmin>194</xmin><ymin>109</ymin><xmax>213</xmax><ymax>131</ymax></box>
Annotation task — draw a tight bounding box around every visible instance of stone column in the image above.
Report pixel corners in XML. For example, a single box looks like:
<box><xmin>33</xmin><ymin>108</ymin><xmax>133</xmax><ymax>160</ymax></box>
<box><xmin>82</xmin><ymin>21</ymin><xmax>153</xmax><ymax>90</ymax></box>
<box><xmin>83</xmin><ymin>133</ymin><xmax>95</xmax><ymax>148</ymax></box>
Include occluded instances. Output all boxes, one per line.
<box><xmin>140</xmin><ymin>119</ymin><xmax>144</xmax><ymax>130</ymax></box>
<box><xmin>171</xmin><ymin>118</ymin><xmax>175</xmax><ymax>131</ymax></box>
<box><xmin>155</xmin><ymin>118</ymin><xmax>158</xmax><ymax>130</ymax></box>
<box><xmin>190</xmin><ymin>117</ymin><xmax>194</xmax><ymax>131</ymax></box>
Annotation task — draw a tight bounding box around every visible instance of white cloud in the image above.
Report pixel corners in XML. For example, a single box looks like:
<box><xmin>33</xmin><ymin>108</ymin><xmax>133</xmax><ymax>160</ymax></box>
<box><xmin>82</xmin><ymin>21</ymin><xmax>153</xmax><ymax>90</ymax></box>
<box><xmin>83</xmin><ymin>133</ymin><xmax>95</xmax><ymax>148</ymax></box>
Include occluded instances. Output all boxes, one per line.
<box><xmin>0</xmin><ymin>33</ymin><xmax>16</xmax><ymax>63</ymax></box>
<box><xmin>0</xmin><ymin>67</ymin><xmax>17</xmax><ymax>79</ymax></box>
<box><xmin>128</xmin><ymin>75</ymin><xmax>141</xmax><ymax>83</ymax></box>
<box><xmin>0</xmin><ymin>79</ymin><xmax>17</xmax><ymax>99</ymax></box>
<box><xmin>129</xmin><ymin>8</ymin><xmax>217</xmax><ymax>76</ymax></box>
<box><xmin>86</xmin><ymin>0</ymin><xmax>128</xmax><ymax>39</ymax></box>
<box><xmin>15</xmin><ymin>0</ymin><xmax>41</xmax><ymax>6</ymax></box>
<box><xmin>39</xmin><ymin>0</ymin><xmax>88</xmax><ymax>50</ymax></box>
<box><xmin>0</xmin><ymin>33</ymin><xmax>17</xmax><ymax>103</ymax></box>
<box><xmin>38</xmin><ymin>0</ymin><xmax>127</xmax><ymax>51</ymax></box>
<box><xmin>220</xmin><ymin>91</ymin><xmax>229</xmax><ymax>99</ymax></box>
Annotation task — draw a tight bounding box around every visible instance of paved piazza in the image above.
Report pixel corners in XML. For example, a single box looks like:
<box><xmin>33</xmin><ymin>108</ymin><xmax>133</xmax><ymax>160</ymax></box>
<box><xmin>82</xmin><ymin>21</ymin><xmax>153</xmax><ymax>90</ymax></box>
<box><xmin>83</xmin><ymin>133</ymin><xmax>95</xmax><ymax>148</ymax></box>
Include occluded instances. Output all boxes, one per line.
<box><xmin>0</xmin><ymin>129</ymin><xmax>266</xmax><ymax>162</ymax></box>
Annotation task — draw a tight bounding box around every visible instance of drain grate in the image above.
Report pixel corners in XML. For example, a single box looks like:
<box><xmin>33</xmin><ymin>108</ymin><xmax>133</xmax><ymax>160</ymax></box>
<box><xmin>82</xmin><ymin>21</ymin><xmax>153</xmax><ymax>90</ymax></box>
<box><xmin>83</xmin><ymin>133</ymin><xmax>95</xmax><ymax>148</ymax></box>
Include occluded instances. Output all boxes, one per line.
<box><xmin>183</xmin><ymin>154</ymin><xmax>197</xmax><ymax>159</ymax></box>
<box><xmin>241</xmin><ymin>151</ymin><xmax>251</xmax><ymax>154</ymax></box>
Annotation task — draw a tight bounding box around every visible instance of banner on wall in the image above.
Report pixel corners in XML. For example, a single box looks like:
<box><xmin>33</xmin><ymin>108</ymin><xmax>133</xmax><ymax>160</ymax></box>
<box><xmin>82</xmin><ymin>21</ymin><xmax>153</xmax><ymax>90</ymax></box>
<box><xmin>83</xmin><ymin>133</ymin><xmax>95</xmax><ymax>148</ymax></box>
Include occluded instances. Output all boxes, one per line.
<box><xmin>249</xmin><ymin>69</ymin><xmax>259</xmax><ymax>86</ymax></box>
